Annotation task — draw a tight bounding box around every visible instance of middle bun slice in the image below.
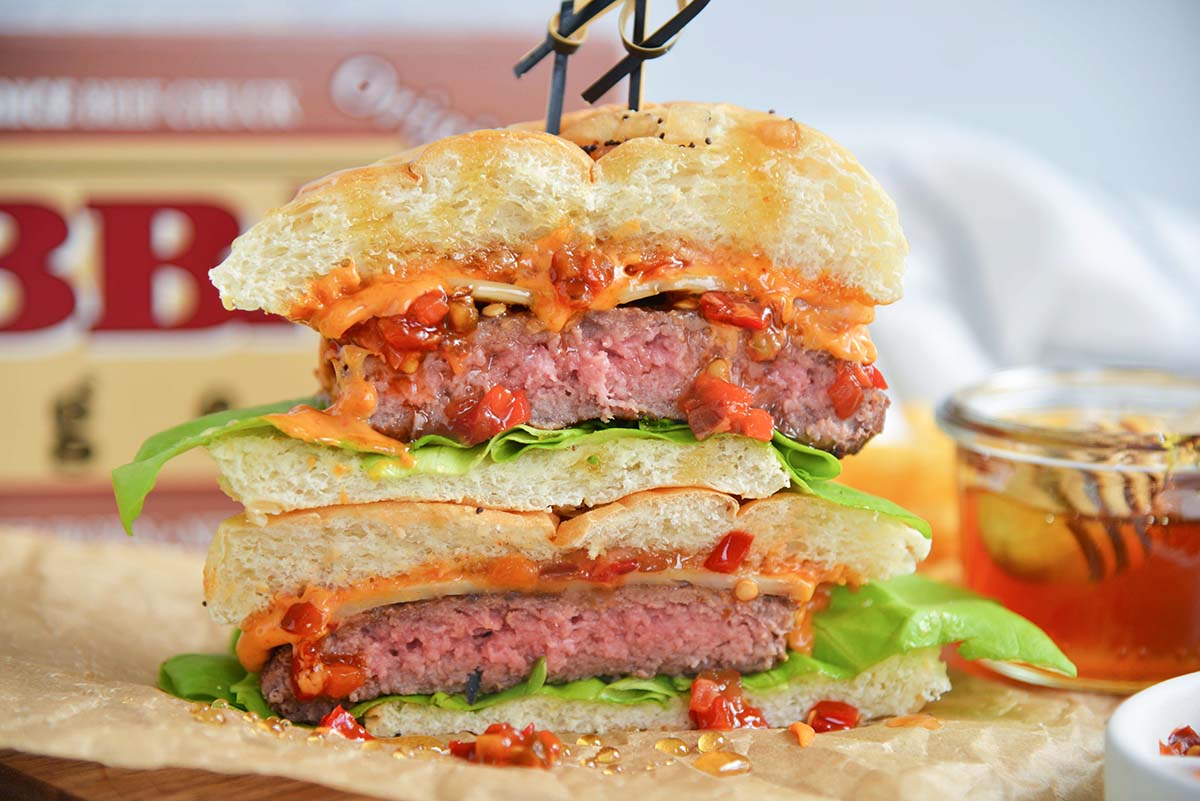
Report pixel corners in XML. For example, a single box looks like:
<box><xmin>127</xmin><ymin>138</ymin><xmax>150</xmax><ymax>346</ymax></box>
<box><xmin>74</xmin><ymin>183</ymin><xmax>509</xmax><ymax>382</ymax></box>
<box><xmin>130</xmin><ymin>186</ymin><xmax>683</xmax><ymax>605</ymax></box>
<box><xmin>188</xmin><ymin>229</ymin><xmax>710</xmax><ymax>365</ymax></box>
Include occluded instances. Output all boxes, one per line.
<box><xmin>207</xmin><ymin>423</ymin><xmax>798</xmax><ymax>520</ymax></box>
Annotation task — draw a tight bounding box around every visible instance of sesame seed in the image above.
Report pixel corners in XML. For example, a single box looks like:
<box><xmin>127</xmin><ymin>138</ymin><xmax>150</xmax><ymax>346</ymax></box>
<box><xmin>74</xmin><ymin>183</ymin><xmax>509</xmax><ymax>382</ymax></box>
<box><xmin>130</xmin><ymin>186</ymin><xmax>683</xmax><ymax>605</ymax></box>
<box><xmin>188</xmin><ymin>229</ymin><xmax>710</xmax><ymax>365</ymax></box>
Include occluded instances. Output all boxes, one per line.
<box><xmin>704</xmin><ymin>137</ymin><xmax>712</xmax><ymax>144</ymax></box>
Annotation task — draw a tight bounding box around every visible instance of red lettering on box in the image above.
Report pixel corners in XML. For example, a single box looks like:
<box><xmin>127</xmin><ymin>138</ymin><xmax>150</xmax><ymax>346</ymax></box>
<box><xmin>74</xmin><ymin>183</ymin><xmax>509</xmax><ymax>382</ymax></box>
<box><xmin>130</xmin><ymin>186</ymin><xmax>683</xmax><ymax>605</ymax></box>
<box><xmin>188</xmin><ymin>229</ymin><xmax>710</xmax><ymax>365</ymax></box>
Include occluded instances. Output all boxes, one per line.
<box><xmin>0</xmin><ymin>203</ymin><xmax>74</xmax><ymax>331</ymax></box>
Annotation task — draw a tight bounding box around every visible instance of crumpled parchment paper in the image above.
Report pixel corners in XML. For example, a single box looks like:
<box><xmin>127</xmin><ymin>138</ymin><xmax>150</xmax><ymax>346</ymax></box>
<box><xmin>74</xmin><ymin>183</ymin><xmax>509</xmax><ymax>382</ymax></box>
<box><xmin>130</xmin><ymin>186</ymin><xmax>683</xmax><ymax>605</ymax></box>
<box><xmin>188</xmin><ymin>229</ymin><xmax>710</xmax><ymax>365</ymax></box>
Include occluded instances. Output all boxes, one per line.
<box><xmin>0</xmin><ymin>529</ymin><xmax>1116</xmax><ymax>800</ymax></box>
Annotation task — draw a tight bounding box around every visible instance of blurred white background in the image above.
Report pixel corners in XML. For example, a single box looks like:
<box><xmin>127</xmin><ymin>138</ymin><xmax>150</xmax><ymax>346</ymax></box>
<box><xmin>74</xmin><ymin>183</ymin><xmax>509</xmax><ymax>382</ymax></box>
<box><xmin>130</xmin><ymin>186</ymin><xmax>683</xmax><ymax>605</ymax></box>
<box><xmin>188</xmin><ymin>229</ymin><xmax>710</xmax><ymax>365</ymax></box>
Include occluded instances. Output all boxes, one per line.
<box><xmin>8</xmin><ymin>0</ymin><xmax>1199</xmax><ymax>210</ymax></box>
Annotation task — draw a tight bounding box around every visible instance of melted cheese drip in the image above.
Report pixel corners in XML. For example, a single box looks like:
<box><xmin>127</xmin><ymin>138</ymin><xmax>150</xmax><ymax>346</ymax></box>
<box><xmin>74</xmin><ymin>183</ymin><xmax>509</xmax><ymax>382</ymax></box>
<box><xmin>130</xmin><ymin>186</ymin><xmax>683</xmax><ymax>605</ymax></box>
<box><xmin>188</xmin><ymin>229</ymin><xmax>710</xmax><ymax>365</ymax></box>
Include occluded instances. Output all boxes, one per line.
<box><xmin>262</xmin><ymin>345</ymin><xmax>413</xmax><ymax>461</ymax></box>
<box><xmin>287</xmin><ymin>236</ymin><xmax>878</xmax><ymax>364</ymax></box>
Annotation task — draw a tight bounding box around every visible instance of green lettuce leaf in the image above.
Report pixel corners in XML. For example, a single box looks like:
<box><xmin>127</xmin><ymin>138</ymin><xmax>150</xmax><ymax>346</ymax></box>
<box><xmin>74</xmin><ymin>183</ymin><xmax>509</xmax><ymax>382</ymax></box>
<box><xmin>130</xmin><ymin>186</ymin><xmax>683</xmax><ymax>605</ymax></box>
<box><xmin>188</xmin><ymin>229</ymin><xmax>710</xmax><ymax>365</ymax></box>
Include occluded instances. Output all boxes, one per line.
<box><xmin>739</xmin><ymin>651</ymin><xmax>855</xmax><ymax>691</ymax></box>
<box><xmin>349</xmin><ymin>658</ymin><xmax>551</xmax><ymax>716</ymax></box>
<box><xmin>157</xmin><ymin>654</ymin><xmax>250</xmax><ymax>708</ymax></box>
<box><xmin>352</xmin><ymin>664</ymin><xmax>688</xmax><ymax>716</ymax></box>
<box><xmin>161</xmin><ymin>576</ymin><xmax>1074</xmax><ymax>720</ymax></box>
<box><xmin>112</xmin><ymin>397</ymin><xmax>317</xmax><ymax>535</ymax></box>
<box><xmin>771</xmin><ymin>430</ymin><xmax>842</xmax><ymax>485</ymax></box>
<box><xmin>155</xmin><ymin>653</ymin><xmax>275</xmax><ymax>719</ymax></box>
<box><xmin>803</xmin><ymin>481</ymin><xmax>933</xmax><ymax>538</ymax></box>
<box><xmin>811</xmin><ymin>575</ymin><xmax>1078</xmax><ymax>677</ymax></box>
<box><xmin>112</xmin><ymin>401</ymin><xmax>930</xmax><ymax>536</ymax></box>
<box><xmin>543</xmin><ymin>675</ymin><xmax>682</xmax><ymax>706</ymax></box>
<box><xmin>229</xmin><ymin>672</ymin><xmax>274</xmax><ymax>718</ymax></box>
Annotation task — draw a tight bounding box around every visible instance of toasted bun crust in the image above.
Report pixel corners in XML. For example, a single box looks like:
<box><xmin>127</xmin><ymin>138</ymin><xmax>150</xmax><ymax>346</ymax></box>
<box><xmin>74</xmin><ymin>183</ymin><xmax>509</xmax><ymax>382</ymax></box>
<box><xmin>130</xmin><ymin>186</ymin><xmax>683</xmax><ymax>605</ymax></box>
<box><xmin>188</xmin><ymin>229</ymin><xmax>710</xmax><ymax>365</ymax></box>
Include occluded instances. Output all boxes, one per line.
<box><xmin>203</xmin><ymin>489</ymin><xmax>928</xmax><ymax>625</ymax></box>
<box><xmin>205</xmin><ymin>431</ymin><xmax>792</xmax><ymax>522</ymax></box>
<box><xmin>362</xmin><ymin>648</ymin><xmax>949</xmax><ymax>736</ymax></box>
<box><xmin>210</xmin><ymin>102</ymin><xmax>906</xmax><ymax>321</ymax></box>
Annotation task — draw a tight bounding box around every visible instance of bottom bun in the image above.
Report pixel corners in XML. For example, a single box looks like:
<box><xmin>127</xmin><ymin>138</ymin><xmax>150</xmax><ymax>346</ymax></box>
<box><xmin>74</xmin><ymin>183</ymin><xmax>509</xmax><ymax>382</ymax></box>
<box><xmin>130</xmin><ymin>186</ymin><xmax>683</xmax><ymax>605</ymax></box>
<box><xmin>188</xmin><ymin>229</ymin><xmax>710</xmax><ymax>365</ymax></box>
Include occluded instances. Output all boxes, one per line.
<box><xmin>361</xmin><ymin>648</ymin><xmax>950</xmax><ymax>736</ymax></box>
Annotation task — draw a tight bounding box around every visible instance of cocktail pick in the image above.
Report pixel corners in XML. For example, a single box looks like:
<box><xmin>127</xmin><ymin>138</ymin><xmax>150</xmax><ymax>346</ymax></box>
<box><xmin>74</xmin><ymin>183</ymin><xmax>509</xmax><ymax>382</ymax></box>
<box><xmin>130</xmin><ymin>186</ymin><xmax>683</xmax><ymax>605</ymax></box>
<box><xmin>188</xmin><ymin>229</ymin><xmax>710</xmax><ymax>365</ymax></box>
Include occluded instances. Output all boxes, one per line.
<box><xmin>582</xmin><ymin>0</ymin><xmax>711</xmax><ymax>105</ymax></box>
<box><xmin>514</xmin><ymin>0</ymin><xmax>622</xmax><ymax>134</ymax></box>
<box><xmin>515</xmin><ymin>0</ymin><xmax>712</xmax><ymax>133</ymax></box>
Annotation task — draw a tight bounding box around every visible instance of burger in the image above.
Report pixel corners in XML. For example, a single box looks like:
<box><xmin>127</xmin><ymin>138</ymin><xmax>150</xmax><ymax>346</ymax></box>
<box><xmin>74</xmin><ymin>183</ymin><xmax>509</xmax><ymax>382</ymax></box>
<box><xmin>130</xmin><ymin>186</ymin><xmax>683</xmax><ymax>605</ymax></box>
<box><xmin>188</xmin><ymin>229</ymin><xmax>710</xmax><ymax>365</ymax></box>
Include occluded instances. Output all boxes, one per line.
<box><xmin>117</xmin><ymin>103</ymin><xmax>1072</xmax><ymax>740</ymax></box>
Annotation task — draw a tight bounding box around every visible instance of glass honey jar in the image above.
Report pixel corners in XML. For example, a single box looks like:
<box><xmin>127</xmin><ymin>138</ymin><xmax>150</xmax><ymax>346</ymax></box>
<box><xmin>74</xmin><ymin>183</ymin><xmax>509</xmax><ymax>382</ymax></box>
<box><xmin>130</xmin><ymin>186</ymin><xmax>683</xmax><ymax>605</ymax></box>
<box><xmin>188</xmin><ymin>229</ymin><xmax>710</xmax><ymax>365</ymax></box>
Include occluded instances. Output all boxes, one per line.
<box><xmin>938</xmin><ymin>368</ymin><xmax>1200</xmax><ymax>693</ymax></box>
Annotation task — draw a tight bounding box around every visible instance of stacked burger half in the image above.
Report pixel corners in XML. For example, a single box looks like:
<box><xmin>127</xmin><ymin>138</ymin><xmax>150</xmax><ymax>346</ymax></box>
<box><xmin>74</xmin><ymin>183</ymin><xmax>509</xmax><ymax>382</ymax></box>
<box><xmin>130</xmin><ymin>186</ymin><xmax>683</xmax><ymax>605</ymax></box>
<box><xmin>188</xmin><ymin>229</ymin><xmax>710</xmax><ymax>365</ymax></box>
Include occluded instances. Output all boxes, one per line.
<box><xmin>120</xmin><ymin>103</ymin><xmax>1072</xmax><ymax>737</ymax></box>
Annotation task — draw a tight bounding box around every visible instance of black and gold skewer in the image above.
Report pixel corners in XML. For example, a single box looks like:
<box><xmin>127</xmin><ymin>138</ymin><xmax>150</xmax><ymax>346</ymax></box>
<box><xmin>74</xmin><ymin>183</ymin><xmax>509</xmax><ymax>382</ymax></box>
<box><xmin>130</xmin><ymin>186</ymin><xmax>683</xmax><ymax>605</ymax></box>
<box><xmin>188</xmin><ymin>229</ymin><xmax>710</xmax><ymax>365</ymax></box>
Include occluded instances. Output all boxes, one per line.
<box><xmin>581</xmin><ymin>0</ymin><xmax>711</xmax><ymax>106</ymax></box>
<box><xmin>626</xmin><ymin>0</ymin><xmax>648</xmax><ymax>109</ymax></box>
<box><xmin>514</xmin><ymin>0</ymin><xmax>711</xmax><ymax>134</ymax></box>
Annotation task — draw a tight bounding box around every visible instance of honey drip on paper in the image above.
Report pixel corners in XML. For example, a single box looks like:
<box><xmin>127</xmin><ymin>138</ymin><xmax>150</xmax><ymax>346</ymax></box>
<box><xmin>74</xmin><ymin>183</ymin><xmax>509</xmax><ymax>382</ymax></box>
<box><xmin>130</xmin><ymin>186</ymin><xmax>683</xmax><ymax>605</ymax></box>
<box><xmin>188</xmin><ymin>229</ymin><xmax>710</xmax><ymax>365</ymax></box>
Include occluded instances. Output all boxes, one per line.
<box><xmin>693</xmin><ymin>751</ymin><xmax>752</xmax><ymax>777</ymax></box>
<box><xmin>384</xmin><ymin>735</ymin><xmax>448</xmax><ymax>757</ymax></box>
<box><xmin>654</xmin><ymin>737</ymin><xmax>691</xmax><ymax>756</ymax></box>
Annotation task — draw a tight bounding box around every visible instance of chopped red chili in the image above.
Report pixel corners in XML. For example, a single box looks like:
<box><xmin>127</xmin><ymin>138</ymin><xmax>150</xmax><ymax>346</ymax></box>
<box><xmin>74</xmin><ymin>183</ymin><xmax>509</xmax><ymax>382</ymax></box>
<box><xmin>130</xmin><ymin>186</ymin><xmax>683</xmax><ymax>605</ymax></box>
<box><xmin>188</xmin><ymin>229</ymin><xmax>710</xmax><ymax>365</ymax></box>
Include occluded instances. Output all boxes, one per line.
<box><xmin>322</xmin><ymin>662</ymin><xmax>369</xmax><ymax>699</ymax></box>
<box><xmin>371</xmin><ymin>289</ymin><xmax>452</xmax><ymax>352</ymax></box>
<box><xmin>375</xmin><ymin>316</ymin><xmax>440</xmax><ymax>352</ymax></box>
<box><xmin>828</xmin><ymin>362</ymin><xmax>887</xmax><ymax>419</ymax></box>
<box><xmin>280</xmin><ymin>602</ymin><xmax>323</xmax><ymax>637</ymax></box>
<box><xmin>550</xmin><ymin>248</ymin><xmax>614</xmax><ymax>309</ymax></box>
<box><xmin>290</xmin><ymin>639</ymin><xmax>367</xmax><ymax>702</ymax></box>
<box><xmin>689</xmin><ymin>669</ymin><xmax>769</xmax><ymax>730</ymax></box>
<box><xmin>806</xmin><ymin>700</ymin><xmax>861</xmax><ymax>732</ymax></box>
<box><xmin>590</xmin><ymin>558</ymin><xmax>639</xmax><ymax>583</ymax></box>
<box><xmin>1161</xmin><ymin>725</ymin><xmax>1200</xmax><ymax>756</ymax></box>
<box><xmin>827</xmin><ymin>369</ymin><xmax>864</xmax><ymax>419</ymax></box>
<box><xmin>446</xmin><ymin>385</ymin><xmax>532</xmax><ymax>445</ymax></box>
<box><xmin>679</xmin><ymin>374</ymin><xmax>775</xmax><ymax>441</ymax></box>
<box><xmin>318</xmin><ymin>705</ymin><xmax>374</xmax><ymax>741</ymax></box>
<box><xmin>448</xmin><ymin>722</ymin><xmax>564</xmax><ymax>768</ymax></box>
<box><xmin>698</xmin><ymin>292</ymin><xmax>772</xmax><ymax>330</ymax></box>
<box><xmin>405</xmin><ymin>288</ymin><xmax>450</xmax><ymax>326</ymax></box>
<box><xmin>704</xmin><ymin>531</ymin><xmax>754</xmax><ymax>574</ymax></box>
<box><xmin>532</xmin><ymin>553</ymin><xmax>671</xmax><ymax>585</ymax></box>
<box><xmin>339</xmin><ymin>288</ymin><xmax>466</xmax><ymax>371</ymax></box>
<box><xmin>624</xmin><ymin>252</ymin><xmax>686</xmax><ymax>277</ymax></box>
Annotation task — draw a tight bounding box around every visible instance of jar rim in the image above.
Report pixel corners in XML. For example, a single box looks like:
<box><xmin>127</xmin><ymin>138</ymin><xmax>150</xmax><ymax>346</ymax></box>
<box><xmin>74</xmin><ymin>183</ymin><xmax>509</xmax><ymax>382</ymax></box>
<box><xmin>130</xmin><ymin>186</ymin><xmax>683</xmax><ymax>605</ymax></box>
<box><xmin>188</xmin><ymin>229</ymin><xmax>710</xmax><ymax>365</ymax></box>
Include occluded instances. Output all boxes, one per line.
<box><xmin>936</xmin><ymin>366</ymin><xmax>1200</xmax><ymax>454</ymax></box>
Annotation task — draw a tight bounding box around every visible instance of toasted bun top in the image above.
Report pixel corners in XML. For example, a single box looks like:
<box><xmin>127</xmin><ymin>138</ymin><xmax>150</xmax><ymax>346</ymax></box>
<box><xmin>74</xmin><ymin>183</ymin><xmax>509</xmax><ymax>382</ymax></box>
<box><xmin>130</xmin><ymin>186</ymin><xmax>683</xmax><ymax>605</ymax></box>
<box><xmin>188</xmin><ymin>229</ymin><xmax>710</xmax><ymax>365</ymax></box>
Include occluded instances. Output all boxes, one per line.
<box><xmin>210</xmin><ymin>102</ymin><xmax>907</xmax><ymax>334</ymax></box>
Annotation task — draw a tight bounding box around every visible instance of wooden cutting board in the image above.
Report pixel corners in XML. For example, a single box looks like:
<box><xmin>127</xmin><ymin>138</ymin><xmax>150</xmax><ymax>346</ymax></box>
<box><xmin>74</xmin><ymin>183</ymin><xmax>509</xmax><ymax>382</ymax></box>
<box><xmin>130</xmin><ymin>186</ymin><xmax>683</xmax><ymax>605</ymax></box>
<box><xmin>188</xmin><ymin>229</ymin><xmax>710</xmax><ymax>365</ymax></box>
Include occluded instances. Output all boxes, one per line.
<box><xmin>0</xmin><ymin>750</ymin><xmax>383</xmax><ymax>801</ymax></box>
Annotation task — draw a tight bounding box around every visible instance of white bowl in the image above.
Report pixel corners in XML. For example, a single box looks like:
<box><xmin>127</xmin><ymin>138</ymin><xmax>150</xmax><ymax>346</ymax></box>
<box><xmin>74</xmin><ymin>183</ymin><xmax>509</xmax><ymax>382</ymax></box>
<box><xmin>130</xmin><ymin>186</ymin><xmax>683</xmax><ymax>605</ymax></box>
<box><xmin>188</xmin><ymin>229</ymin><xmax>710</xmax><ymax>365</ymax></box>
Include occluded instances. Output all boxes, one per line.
<box><xmin>1105</xmin><ymin>670</ymin><xmax>1200</xmax><ymax>801</ymax></box>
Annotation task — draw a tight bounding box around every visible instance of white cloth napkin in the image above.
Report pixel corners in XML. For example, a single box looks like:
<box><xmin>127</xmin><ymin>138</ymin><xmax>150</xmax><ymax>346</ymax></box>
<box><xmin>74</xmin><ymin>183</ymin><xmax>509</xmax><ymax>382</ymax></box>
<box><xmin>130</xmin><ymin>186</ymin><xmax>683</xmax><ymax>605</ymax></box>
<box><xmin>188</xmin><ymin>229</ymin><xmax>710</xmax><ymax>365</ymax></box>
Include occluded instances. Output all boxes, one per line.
<box><xmin>832</xmin><ymin>122</ymin><xmax>1200</xmax><ymax>428</ymax></box>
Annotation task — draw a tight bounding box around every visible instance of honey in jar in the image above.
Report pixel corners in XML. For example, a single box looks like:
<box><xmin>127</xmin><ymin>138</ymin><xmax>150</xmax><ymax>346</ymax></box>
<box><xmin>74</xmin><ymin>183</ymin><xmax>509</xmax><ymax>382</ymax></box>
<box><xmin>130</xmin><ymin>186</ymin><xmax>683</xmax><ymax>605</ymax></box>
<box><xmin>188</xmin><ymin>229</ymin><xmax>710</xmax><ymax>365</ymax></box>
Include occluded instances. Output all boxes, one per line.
<box><xmin>939</xmin><ymin>368</ymin><xmax>1200</xmax><ymax>692</ymax></box>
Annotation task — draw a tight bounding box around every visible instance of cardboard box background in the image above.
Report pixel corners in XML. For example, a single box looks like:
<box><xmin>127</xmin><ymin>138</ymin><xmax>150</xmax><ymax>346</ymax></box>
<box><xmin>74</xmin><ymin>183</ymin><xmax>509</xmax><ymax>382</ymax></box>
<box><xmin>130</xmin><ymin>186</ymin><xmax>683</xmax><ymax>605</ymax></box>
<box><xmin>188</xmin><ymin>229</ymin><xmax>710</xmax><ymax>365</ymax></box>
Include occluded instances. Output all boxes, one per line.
<box><xmin>0</xmin><ymin>33</ymin><xmax>618</xmax><ymax>541</ymax></box>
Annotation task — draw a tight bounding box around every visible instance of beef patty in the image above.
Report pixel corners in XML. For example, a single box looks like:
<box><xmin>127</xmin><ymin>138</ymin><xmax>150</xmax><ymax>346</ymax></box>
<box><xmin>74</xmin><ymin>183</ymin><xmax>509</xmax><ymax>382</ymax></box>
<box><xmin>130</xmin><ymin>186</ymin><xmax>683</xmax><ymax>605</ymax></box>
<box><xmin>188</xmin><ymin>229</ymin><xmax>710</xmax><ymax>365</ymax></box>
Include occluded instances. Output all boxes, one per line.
<box><xmin>333</xmin><ymin>307</ymin><xmax>887</xmax><ymax>456</ymax></box>
<box><xmin>261</xmin><ymin>584</ymin><xmax>793</xmax><ymax>723</ymax></box>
